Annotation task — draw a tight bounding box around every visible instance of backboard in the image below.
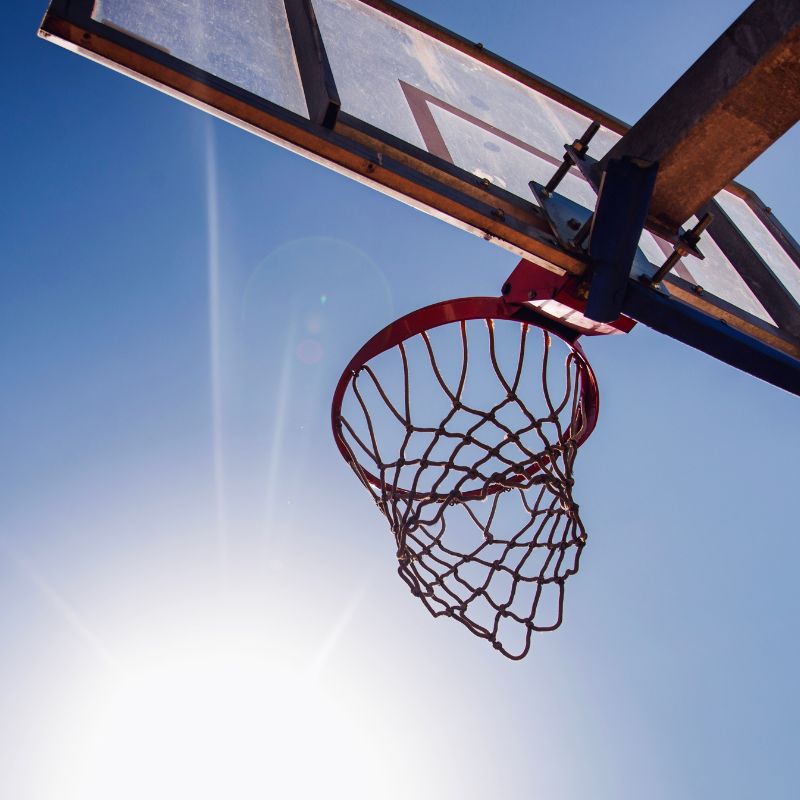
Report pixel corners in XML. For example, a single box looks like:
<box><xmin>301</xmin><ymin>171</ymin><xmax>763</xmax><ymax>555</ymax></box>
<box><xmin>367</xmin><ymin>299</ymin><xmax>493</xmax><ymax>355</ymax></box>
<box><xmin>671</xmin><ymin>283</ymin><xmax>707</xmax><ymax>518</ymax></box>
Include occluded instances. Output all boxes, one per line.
<box><xmin>39</xmin><ymin>0</ymin><xmax>800</xmax><ymax>391</ymax></box>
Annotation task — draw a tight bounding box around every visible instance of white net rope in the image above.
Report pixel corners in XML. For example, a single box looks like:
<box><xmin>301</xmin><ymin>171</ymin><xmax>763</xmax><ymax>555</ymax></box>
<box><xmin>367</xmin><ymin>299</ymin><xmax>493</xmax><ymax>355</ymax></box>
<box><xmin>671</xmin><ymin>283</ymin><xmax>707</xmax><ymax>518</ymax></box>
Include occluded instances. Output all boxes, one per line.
<box><xmin>336</xmin><ymin>318</ymin><xmax>592</xmax><ymax>659</ymax></box>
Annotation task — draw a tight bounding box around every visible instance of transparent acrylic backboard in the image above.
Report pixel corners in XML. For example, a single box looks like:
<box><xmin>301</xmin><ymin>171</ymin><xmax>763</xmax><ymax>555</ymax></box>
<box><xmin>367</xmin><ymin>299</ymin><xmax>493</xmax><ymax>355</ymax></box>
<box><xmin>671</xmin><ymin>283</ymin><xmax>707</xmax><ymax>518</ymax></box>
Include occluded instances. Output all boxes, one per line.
<box><xmin>92</xmin><ymin>0</ymin><xmax>309</xmax><ymax>117</ymax></box>
<box><xmin>39</xmin><ymin>0</ymin><xmax>800</xmax><ymax>362</ymax></box>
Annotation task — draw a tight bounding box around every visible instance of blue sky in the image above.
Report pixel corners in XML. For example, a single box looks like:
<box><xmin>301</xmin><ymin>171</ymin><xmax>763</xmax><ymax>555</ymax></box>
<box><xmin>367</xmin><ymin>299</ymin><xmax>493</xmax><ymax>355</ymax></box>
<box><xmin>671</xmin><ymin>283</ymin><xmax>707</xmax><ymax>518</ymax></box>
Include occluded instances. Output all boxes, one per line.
<box><xmin>1</xmin><ymin>1</ymin><xmax>798</xmax><ymax>798</ymax></box>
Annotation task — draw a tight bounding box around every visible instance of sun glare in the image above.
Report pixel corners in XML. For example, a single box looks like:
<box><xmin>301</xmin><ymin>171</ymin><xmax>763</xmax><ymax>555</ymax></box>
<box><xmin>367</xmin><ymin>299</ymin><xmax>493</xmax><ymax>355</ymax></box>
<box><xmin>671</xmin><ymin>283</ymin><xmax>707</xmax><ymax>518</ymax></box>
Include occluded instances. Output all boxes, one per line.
<box><xmin>49</xmin><ymin>628</ymin><xmax>406</xmax><ymax>800</ymax></box>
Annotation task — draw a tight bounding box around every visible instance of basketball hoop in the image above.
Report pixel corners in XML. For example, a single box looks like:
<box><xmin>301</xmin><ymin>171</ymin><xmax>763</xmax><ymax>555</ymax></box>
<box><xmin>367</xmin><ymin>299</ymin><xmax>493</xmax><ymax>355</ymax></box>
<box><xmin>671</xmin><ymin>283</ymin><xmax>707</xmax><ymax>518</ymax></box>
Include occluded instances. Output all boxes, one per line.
<box><xmin>331</xmin><ymin>296</ymin><xmax>600</xmax><ymax>659</ymax></box>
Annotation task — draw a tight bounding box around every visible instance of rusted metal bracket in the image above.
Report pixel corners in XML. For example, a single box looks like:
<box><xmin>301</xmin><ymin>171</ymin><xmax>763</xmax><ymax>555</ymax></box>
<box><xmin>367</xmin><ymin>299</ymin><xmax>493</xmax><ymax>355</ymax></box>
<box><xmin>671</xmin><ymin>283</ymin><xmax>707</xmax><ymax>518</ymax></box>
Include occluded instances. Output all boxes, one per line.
<box><xmin>541</xmin><ymin>121</ymin><xmax>601</xmax><ymax>196</ymax></box>
<box><xmin>647</xmin><ymin>213</ymin><xmax>713</xmax><ymax>286</ymax></box>
<box><xmin>530</xmin><ymin>179</ymin><xmax>658</xmax><ymax>285</ymax></box>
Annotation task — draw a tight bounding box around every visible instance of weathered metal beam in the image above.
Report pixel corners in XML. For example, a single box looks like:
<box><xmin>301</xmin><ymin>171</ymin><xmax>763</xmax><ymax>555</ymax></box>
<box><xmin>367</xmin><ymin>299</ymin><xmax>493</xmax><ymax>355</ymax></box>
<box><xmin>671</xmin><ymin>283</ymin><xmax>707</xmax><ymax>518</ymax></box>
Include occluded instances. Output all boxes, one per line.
<box><xmin>623</xmin><ymin>280</ymin><xmax>800</xmax><ymax>396</ymax></box>
<box><xmin>585</xmin><ymin>157</ymin><xmax>658</xmax><ymax>323</ymax></box>
<box><xmin>705</xmin><ymin>200</ymin><xmax>800</xmax><ymax>337</ymax></box>
<box><xmin>284</xmin><ymin>0</ymin><xmax>340</xmax><ymax>128</ymax></box>
<box><xmin>599</xmin><ymin>0</ymin><xmax>800</xmax><ymax>234</ymax></box>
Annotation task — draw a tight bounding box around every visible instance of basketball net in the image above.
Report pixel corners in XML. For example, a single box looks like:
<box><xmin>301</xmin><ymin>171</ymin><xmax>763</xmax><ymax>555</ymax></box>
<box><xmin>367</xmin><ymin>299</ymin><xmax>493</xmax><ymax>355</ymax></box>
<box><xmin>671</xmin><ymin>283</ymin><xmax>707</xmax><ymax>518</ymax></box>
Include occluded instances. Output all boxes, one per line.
<box><xmin>332</xmin><ymin>297</ymin><xmax>599</xmax><ymax>659</ymax></box>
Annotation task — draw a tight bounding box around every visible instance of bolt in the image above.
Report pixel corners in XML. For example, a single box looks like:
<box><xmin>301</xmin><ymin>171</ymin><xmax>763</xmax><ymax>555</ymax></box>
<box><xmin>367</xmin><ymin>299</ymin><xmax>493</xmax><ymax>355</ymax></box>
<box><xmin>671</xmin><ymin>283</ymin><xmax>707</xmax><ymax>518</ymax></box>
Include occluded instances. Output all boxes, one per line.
<box><xmin>492</xmin><ymin>208</ymin><xmax>505</xmax><ymax>220</ymax></box>
<box><xmin>567</xmin><ymin>218</ymin><xmax>581</xmax><ymax>231</ymax></box>
<box><xmin>693</xmin><ymin>284</ymin><xmax>704</xmax><ymax>295</ymax></box>
<box><xmin>527</xmin><ymin>289</ymin><xmax>537</xmax><ymax>300</ymax></box>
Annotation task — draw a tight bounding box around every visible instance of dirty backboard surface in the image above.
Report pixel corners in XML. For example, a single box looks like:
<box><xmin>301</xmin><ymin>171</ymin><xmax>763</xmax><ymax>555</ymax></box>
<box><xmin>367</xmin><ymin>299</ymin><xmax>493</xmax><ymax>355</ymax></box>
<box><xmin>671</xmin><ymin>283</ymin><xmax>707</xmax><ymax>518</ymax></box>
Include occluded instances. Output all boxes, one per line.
<box><xmin>39</xmin><ymin>0</ymin><xmax>800</xmax><ymax>367</ymax></box>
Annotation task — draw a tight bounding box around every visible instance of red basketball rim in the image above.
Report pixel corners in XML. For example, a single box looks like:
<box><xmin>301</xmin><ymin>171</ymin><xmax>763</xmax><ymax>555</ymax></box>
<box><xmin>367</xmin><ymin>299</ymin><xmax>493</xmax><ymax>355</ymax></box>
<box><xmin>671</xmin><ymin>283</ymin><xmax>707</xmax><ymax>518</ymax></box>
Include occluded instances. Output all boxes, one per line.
<box><xmin>331</xmin><ymin>296</ymin><xmax>600</xmax><ymax>501</ymax></box>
